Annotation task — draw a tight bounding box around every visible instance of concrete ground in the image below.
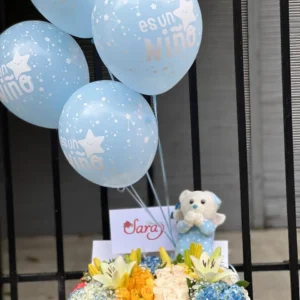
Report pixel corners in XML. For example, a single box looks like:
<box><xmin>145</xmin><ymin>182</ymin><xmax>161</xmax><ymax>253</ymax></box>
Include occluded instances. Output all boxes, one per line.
<box><xmin>1</xmin><ymin>229</ymin><xmax>299</xmax><ymax>299</ymax></box>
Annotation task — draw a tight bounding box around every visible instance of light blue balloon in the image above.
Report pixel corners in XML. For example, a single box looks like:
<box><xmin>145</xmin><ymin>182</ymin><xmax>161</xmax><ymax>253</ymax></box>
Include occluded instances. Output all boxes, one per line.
<box><xmin>32</xmin><ymin>0</ymin><xmax>95</xmax><ymax>38</ymax></box>
<box><xmin>0</xmin><ymin>21</ymin><xmax>89</xmax><ymax>128</ymax></box>
<box><xmin>92</xmin><ymin>0</ymin><xmax>203</xmax><ymax>95</ymax></box>
<box><xmin>59</xmin><ymin>80</ymin><xmax>158</xmax><ymax>188</ymax></box>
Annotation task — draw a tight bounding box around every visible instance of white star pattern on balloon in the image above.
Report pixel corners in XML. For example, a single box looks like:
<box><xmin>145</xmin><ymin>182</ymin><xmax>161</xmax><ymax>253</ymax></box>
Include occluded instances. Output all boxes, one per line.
<box><xmin>6</xmin><ymin>51</ymin><xmax>31</xmax><ymax>80</ymax></box>
<box><xmin>78</xmin><ymin>129</ymin><xmax>105</xmax><ymax>158</ymax></box>
<box><xmin>173</xmin><ymin>0</ymin><xmax>197</xmax><ymax>31</ymax></box>
<box><xmin>150</xmin><ymin>3</ymin><xmax>157</xmax><ymax>9</ymax></box>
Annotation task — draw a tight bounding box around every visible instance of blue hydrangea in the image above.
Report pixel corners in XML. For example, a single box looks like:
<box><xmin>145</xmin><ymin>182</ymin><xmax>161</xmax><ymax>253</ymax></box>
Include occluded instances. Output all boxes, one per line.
<box><xmin>140</xmin><ymin>256</ymin><xmax>161</xmax><ymax>274</ymax></box>
<box><xmin>194</xmin><ymin>282</ymin><xmax>247</xmax><ymax>300</ymax></box>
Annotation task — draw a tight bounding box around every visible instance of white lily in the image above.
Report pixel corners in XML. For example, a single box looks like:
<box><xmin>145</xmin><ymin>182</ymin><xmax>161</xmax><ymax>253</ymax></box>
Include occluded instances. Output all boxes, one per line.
<box><xmin>190</xmin><ymin>248</ymin><xmax>236</xmax><ymax>283</ymax></box>
<box><xmin>93</xmin><ymin>256</ymin><xmax>136</xmax><ymax>289</ymax></box>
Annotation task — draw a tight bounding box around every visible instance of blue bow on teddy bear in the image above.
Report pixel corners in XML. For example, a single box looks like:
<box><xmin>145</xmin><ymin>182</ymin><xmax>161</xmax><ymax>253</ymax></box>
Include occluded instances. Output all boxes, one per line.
<box><xmin>171</xmin><ymin>190</ymin><xmax>226</xmax><ymax>255</ymax></box>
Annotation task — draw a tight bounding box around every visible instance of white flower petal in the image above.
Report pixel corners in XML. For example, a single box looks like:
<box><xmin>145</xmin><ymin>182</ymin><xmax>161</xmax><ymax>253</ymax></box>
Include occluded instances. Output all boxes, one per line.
<box><xmin>99</xmin><ymin>262</ymin><xmax>110</xmax><ymax>275</ymax></box>
<box><xmin>93</xmin><ymin>274</ymin><xmax>113</xmax><ymax>286</ymax></box>
<box><xmin>190</xmin><ymin>256</ymin><xmax>202</xmax><ymax>270</ymax></box>
<box><xmin>211</xmin><ymin>270</ymin><xmax>237</xmax><ymax>283</ymax></box>
<box><xmin>210</xmin><ymin>256</ymin><xmax>222</xmax><ymax>273</ymax></box>
<box><xmin>111</xmin><ymin>270</ymin><xmax>122</xmax><ymax>289</ymax></box>
<box><xmin>114</xmin><ymin>256</ymin><xmax>127</xmax><ymax>273</ymax></box>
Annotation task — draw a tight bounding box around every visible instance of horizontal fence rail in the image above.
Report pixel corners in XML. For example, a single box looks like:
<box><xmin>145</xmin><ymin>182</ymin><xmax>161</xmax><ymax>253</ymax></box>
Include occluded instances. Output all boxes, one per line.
<box><xmin>1</xmin><ymin>0</ymin><xmax>300</xmax><ymax>299</ymax></box>
<box><xmin>1</xmin><ymin>261</ymin><xmax>299</xmax><ymax>284</ymax></box>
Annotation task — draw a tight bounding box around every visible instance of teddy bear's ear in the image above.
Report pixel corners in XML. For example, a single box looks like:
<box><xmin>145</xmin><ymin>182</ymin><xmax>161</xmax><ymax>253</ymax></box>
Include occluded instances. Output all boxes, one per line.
<box><xmin>206</xmin><ymin>191</ymin><xmax>222</xmax><ymax>208</ymax></box>
<box><xmin>214</xmin><ymin>213</ymin><xmax>226</xmax><ymax>227</ymax></box>
<box><xmin>179</xmin><ymin>190</ymin><xmax>192</xmax><ymax>202</ymax></box>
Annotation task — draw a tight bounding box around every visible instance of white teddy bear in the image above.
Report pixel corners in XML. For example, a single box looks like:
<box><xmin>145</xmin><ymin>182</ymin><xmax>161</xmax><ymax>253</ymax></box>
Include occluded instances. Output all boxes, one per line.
<box><xmin>171</xmin><ymin>190</ymin><xmax>226</xmax><ymax>255</ymax></box>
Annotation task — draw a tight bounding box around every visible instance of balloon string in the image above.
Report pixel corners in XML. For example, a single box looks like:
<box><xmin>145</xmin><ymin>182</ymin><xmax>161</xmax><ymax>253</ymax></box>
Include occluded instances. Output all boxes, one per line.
<box><xmin>152</xmin><ymin>95</ymin><xmax>158</xmax><ymax>117</ymax></box>
<box><xmin>126</xmin><ymin>186</ymin><xmax>175</xmax><ymax>246</ymax></box>
<box><xmin>146</xmin><ymin>172</ymin><xmax>175</xmax><ymax>244</ymax></box>
<box><xmin>151</xmin><ymin>95</ymin><xmax>173</xmax><ymax>241</ymax></box>
<box><xmin>108</xmin><ymin>69</ymin><xmax>115</xmax><ymax>81</ymax></box>
<box><xmin>127</xmin><ymin>186</ymin><xmax>174</xmax><ymax>245</ymax></box>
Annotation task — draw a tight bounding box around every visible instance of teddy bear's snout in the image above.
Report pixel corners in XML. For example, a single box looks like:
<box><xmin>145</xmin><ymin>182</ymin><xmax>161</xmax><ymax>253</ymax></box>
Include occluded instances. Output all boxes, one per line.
<box><xmin>192</xmin><ymin>204</ymin><xmax>198</xmax><ymax>209</ymax></box>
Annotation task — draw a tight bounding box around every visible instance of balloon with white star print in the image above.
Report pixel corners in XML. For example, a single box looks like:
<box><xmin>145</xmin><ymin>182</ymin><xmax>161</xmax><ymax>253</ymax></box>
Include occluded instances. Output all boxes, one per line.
<box><xmin>0</xmin><ymin>21</ymin><xmax>89</xmax><ymax>128</ymax></box>
<box><xmin>78</xmin><ymin>129</ymin><xmax>105</xmax><ymax>158</ymax></box>
<box><xmin>92</xmin><ymin>0</ymin><xmax>202</xmax><ymax>95</ymax></box>
<box><xmin>58</xmin><ymin>80</ymin><xmax>158</xmax><ymax>188</ymax></box>
<box><xmin>6</xmin><ymin>51</ymin><xmax>31</xmax><ymax>79</ymax></box>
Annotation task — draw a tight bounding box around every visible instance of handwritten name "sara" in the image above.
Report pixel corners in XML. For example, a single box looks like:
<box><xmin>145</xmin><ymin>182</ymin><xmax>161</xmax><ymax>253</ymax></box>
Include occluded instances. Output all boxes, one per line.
<box><xmin>123</xmin><ymin>218</ymin><xmax>164</xmax><ymax>240</ymax></box>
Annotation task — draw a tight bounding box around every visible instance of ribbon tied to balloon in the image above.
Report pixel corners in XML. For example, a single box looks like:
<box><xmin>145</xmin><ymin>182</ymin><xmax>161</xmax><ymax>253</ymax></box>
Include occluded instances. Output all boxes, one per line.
<box><xmin>92</xmin><ymin>0</ymin><xmax>203</xmax><ymax>95</ymax></box>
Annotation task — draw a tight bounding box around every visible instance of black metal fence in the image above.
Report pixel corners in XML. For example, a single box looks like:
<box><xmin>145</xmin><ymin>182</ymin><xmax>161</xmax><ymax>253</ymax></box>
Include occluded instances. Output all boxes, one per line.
<box><xmin>0</xmin><ymin>0</ymin><xmax>299</xmax><ymax>300</ymax></box>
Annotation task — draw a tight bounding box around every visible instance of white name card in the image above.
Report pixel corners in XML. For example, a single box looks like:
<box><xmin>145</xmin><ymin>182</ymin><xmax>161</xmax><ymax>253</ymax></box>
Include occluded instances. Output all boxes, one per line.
<box><xmin>109</xmin><ymin>206</ymin><xmax>176</xmax><ymax>254</ymax></box>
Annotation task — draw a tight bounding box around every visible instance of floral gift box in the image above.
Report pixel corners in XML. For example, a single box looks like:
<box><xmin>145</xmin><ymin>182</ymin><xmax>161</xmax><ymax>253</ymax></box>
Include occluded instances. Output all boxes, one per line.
<box><xmin>68</xmin><ymin>243</ymin><xmax>250</xmax><ymax>300</ymax></box>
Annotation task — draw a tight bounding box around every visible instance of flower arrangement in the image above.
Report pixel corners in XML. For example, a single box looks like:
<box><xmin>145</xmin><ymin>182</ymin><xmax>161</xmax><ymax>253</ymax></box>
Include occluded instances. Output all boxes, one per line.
<box><xmin>68</xmin><ymin>243</ymin><xmax>251</xmax><ymax>300</ymax></box>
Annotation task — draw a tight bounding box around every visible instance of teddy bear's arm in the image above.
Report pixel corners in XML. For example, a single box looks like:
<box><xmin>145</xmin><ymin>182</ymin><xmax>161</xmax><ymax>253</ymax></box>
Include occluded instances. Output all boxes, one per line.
<box><xmin>198</xmin><ymin>220</ymin><xmax>216</xmax><ymax>236</ymax></box>
<box><xmin>176</xmin><ymin>220</ymin><xmax>193</xmax><ymax>234</ymax></box>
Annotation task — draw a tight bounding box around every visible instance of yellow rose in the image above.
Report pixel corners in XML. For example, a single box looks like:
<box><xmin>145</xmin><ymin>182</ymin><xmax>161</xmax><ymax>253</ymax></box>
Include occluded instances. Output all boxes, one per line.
<box><xmin>141</xmin><ymin>285</ymin><xmax>154</xmax><ymax>300</ymax></box>
<box><xmin>146</xmin><ymin>278</ymin><xmax>154</xmax><ymax>287</ymax></box>
<box><xmin>135</xmin><ymin>277</ymin><xmax>147</xmax><ymax>293</ymax></box>
<box><xmin>127</xmin><ymin>277</ymin><xmax>136</xmax><ymax>291</ymax></box>
<box><xmin>133</xmin><ymin>267</ymin><xmax>144</xmax><ymax>277</ymax></box>
<box><xmin>116</xmin><ymin>287</ymin><xmax>131</xmax><ymax>300</ymax></box>
<box><xmin>131</xmin><ymin>289</ymin><xmax>141</xmax><ymax>300</ymax></box>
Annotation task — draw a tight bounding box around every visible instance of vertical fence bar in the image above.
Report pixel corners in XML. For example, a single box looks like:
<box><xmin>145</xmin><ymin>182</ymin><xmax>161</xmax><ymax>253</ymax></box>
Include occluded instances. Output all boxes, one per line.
<box><xmin>279</xmin><ymin>0</ymin><xmax>300</xmax><ymax>299</ymax></box>
<box><xmin>147</xmin><ymin>95</ymin><xmax>155</xmax><ymax>207</ymax></box>
<box><xmin>0</xmin><ymin>3</ymin><xmax>18</xmax><ymax>298</ymax></box>
<box><xmin>50</xmin><ymin>131</ymin><xmax>65</xmax><ymax>300</ymax></box>
<box><xmin>0</xmin><ymin>2</ymin><xmax>5</xmax><ymax>298</ymax></box>
<box><xmin>147</xmin><ymin>167</ymin><xmax>155</xmax><ymax>207</ymax></box>
<box><xmin>0</xmin><ymin>109</ymin><xmax>18</xmax><ymax>300</ymax></box>
<box><xmin>188</xmin><ymin>62</ymin><xmax>202</xmax><ymax>190</ymax></box>
<box><xmin>94</xmin><ymin>48</ymin><xmax>110</xmax><ymax>240</ymax></box>
<box><xmin>232</xmin><ymin>0</ymin><xmax>253</xmax><ymax>296</ymax></box>
<box><xmin>0</xmin><ymin>218</ymin><xmax>1</xmax><ymax>300</ymax></box>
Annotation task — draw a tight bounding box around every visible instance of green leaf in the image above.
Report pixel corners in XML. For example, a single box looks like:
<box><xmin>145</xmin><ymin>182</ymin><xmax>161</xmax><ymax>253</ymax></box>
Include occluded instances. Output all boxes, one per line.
<box><xmin>124</xmin><ymin>254</ymin><xmax>131</xmax><ymax>263</ymax></box>
<box><xmin>236</xmin><ymin>281</ymin><xmax>250</xmax><ymax>288</ymax></box>
<box><xmin>186</xmin><ymin>278</ymin><xmax>194</xmax><ymax>288</ymax></box>
<box><xmin>176</xmin><ymin>254</ymin><xmax>184</xmax><ymax>263</ymax></box>
<box><xmin>157</xmin><ymin>262</ymin><xmax>167</xmax><ymax>270</ymax></box>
